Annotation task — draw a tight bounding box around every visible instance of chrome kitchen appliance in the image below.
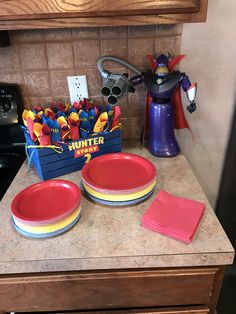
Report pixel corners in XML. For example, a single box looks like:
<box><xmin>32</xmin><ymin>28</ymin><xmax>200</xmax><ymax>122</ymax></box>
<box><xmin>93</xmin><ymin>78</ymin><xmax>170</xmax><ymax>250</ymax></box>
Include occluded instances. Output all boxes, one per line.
<box><xmin>0</xmin><ymin>83</ymin><xmax>25</xmax><ymax>200</ymax></box>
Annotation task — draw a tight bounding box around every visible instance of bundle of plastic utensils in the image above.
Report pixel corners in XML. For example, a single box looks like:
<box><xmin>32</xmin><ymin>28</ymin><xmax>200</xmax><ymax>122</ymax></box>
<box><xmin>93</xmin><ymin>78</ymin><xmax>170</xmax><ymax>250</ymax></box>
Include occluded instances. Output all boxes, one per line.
<box><xmin>22</xmin><ymin>99</ymin><xmax>122</xmax><ymax>145</ymax></box>
<box><xmin>81</xmin><ymin>153</ymin><xmax>157</xmax><ymax>206</ymax></box>
<box><xmin>141</xmin><ymin>189</ymin><xmax>205</xmax><ymax>243</ymax></box>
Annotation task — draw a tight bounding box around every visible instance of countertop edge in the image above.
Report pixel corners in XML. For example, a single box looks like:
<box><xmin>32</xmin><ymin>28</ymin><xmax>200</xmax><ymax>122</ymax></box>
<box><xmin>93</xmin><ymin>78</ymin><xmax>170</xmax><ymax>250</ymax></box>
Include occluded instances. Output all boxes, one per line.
<box><xmin>0</xmin><ymin>251</ymin><xmax>234</xmax><ymax>274</ymax></box>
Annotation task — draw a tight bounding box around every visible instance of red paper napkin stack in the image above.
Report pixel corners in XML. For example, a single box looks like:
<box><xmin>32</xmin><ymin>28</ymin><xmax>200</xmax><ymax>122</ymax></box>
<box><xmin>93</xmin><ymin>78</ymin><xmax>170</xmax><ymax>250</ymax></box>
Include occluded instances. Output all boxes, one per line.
<box><xmin>141</xmin><ymin>189</ymin><xmax>205</xmax><ymax>243</ymax></box>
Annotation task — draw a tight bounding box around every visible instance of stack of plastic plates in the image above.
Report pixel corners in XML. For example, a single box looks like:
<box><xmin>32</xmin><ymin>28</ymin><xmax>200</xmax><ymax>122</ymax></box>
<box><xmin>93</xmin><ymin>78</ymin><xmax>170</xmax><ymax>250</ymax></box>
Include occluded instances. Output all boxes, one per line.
<box><xmin>11</xmin><ymin>180</ymin><xmax>81</xmax><ymax>238</ymax></box>
<box><xmin>81</xmin><ymin>153</ymin><xmax>156</xmax><ymax>206</ymax></box>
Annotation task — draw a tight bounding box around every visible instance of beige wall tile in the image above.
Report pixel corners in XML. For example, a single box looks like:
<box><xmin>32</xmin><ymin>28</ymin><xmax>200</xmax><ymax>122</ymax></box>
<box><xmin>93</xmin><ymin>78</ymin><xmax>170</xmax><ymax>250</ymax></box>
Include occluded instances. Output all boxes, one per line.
<box><xmin>0</xmin><ymin>72</ymin><xmax>27</xmax><ymax>96</ymax></box>
<box><xmin>19</xmin><ymin>43</ymin><xmax>47</xmax><ymax>70</ymax></box>
<box><xmin>73</xmin><ymin>39</ymin><xmax>100</xmax><ymax>67</ymax></box>
<box><xmin>24</xmin><ymin>72</ymin><xmax>51</xmax><ymax>97</ymax></box>
<box><xmin>115</xmin><ymin>96</ymin><xmax>128</xmax><ymax>107</ymax></box>
<box><xmin>26</xmin><ymin>97</ymin><xmax>53</xmax><ymax>107</ymax></box>
<box><xmin>0</xmin><ymin>72</ymin><xmax>24</xmax><ymax>85</ymax></box>
<box><xmin>0</xmin><ymin>45</ymin><xmax>20</xmax><ymax>71</ymax></box>
<box><xmin>101</xmin><ymin>39</ymin><xmax>128</xmax><ymax>65</ymax></box>
<box><xmin>72</xmin><ymin>28</ymin><xmax>100</xmax><ymax>39</ymax></box>
<box><xmin>28</xmin><ymin>97</ymin><xmax>71</xmax><ymax>107</ymax></box>
<box><xmin>45</xmin><ymin>29</ymin><xmax>71</xmax><ymax>41</ymax></box>
<box><xmin>128</xmin><ymin>92</ymin><xmax>146</xmax><ymax>118</ymax></box>
<box><xmin>101</xmin><ymin>26</ymin><xmax>127</xmax><ymax>38</ymax></box>
<box><xmin>128</xmin><ymin>25</ymin><xmax>155</xmax><ymax>38</ymax></box>
<box><xmin>156</xmin><ymin>24</ymin><xmax>182</xmax><ymax>37</ymax></box>
<box><xmin>75</xmin><ymin>67</ymin><xmax>102</xmax><ymax>97</ymax></box>
<box><xmin>129</xmin><ymin>38</ymin><xmax>154</xmax><ymax>66</ymax></box>
<box><xmin>10</xmin><ymin>30</ymin><xmax>44</xmax><ymax>43</ymax></box>
<box><xmin>120</xmin><ymin>117</ymin><xmax>142</xmax><ymax>139</ymax></box>
<box><xmin>89</xmin><ymin>95</ymin><xmax>104</xmax><ymax>104</ymax></box>
<box><xmin>50</xmin><ymin>69</ymin><xmax>75</xmax><ymax>97</ymax></box>
<box><xmin>47</xmin><ymin>42</ymin><xmax>74</xmax><ymax>70</ymax></box>
<box><xmin>54</xmin><ymin>96</ymin><xmax>73</xmax><ymax>104</ymax></box>
<box><xmin>155</xmin><ymin>36</ymin><xmax>181</xmax><ymax>57</ymax></box>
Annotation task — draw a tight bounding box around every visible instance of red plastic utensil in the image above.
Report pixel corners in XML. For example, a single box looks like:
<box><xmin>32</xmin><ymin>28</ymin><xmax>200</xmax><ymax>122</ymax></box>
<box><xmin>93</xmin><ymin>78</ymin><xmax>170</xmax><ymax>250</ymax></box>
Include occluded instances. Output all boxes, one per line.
<box><xmin>111</xmin><ymin>105</ymin><xmax>121</xmax><ymax>129</ymax></box>
<box><xmin>40</xmin><ymin>124</ymin><xmax>51</xmax><ymax>146</ymax></box>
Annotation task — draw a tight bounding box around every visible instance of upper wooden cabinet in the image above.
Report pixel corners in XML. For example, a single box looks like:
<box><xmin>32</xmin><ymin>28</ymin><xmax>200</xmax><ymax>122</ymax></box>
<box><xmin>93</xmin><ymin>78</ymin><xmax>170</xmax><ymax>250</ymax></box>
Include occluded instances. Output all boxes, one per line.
<box><xmin>0</xmin><ymin>0</ymin><xmax>208</xmax><ymax>30</ymax></box>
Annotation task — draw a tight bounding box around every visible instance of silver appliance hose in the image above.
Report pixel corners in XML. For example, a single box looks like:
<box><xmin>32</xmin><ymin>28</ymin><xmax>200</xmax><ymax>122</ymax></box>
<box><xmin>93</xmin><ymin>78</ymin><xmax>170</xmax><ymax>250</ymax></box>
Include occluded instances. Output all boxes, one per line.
<box><xmin>97</xmin><ymin>56</ymin><xmax>142</xmax><ymax>79</ymax></box>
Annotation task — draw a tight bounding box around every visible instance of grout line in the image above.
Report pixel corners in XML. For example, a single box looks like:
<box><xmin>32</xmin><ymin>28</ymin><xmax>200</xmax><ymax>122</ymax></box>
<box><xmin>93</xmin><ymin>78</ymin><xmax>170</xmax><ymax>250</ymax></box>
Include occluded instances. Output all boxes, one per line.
<box><xmin>70</xmin><ymin>28</ymin><xmax>77</xmax><ymax>77</ymax></box>
<box><xmin>12</xmin><ymin>68</ymin><xmax>51</xmax><ymax>73</ymax></box>
<box><xmin>43</xmin><ymin>29</ymin><xmax>54</xmax><ymax>100</ymax></box>
<box><xmin>13</xmin><ymin>34</ymin><xmax>30</xmax><ymax>106</ymax></box>
<box><xmin>8</xmin><ymin>35</ymin><xmax>160</xmax><ymax>44</ymax></box>
<box><xmin>2</xmin><ymin>62</ymin><xmax>118</xmax><ymax>73</ymax></box>
<box><xmin>153</xmin><ymin>27</ymin><xmax>156</xmax><ymax>55</ymax></box>
<box><xmin>97</xmin><ymin>26</ymin><xmax>103</xmax><ymax>100</ymax></box>
<box><xmin>126</xmin><ymin>25</ymin><xmax>130</xmax><ymax>107</ymax></box>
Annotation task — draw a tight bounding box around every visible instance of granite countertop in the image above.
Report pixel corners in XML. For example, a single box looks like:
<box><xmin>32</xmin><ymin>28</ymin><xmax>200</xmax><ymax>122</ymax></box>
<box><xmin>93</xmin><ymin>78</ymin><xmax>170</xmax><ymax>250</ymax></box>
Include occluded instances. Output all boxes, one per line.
<box><xmin>0</xmin><ymin>142</ymin><xmax>234</xmax><ymax>274</ymax></box>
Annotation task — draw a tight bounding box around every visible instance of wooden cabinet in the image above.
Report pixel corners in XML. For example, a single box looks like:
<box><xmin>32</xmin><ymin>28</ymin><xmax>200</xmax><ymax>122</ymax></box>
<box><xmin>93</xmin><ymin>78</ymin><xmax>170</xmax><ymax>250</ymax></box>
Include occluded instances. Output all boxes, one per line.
<box><xmin>0</xmin><ymin>0</ymin><xmax>208</xmax><ymax>30</ymax></box>
<box><xmin>0</xmin><ymin>266</ymin><xmax>223</xmax><ymax>314</ymax></box>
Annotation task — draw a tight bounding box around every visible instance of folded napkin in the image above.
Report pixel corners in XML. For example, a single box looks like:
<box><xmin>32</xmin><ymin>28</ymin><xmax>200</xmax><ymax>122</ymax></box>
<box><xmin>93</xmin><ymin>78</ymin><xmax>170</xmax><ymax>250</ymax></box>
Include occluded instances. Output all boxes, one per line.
<box><xmin>141</xmin><ymin>189</ymin><xmax>205</xmax><ymax>243</ymax></box>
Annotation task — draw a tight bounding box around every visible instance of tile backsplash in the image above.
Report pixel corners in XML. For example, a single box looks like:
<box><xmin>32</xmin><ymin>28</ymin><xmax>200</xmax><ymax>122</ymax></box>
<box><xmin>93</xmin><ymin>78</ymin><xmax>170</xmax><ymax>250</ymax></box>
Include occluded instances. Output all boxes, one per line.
<box><xmin>0</xmin><ymin>25</ymin><xmax>182</xmax><ymax>138</ymax></box>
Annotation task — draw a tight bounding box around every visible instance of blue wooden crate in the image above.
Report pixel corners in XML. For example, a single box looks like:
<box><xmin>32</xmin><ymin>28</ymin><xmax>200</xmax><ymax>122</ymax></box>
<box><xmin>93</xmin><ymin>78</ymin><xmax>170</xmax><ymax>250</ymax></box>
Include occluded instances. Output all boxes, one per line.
<box><xmin>24</xmin><ymin>130</ymin><xmax>121</xmax><ymax>180</ymax></box>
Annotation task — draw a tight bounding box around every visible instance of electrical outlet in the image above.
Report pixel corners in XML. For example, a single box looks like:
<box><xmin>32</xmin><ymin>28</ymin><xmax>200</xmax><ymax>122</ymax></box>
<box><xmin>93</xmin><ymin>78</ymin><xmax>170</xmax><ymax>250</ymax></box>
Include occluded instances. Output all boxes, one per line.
<box><xmin>67</xmin><ymin>75</ymin><xmax>89</xmax><ymax>104</ymax></box>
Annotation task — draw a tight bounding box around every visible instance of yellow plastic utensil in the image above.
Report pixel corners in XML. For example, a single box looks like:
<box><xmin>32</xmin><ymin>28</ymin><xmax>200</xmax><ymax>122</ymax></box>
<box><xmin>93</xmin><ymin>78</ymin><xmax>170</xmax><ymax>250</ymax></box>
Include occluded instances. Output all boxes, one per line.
<box><xmin>27</xmin><ymin>110</ymin><xmax>36</xmax><ymax>120</ymax></box>
<box><xmin>70</xmin><ymin>112</ymin><xmax>79</xmax><ymax>122</ymax></box>
<box><xmin>22</xmin><ymin>109</ymin><xmax>29</xmax><ymax>126</ymax></box>
<box><xmin>33</xmin><ymin>122</ymin><xmax>42</xmax><ymax>139</ymax></box>
<box><xmin>93</xmin><ymin>112</ymin><xmax>108</xmax><ymax>133</ymax></box>
<box><xmin>57</xmin><ymin>116</ymin><xmax>68</xmax><ymax>129</ymax></box>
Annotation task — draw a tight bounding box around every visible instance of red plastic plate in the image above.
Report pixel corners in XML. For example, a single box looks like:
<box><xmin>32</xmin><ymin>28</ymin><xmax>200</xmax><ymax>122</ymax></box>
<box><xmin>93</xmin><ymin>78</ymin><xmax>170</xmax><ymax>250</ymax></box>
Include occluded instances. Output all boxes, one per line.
<box><xmin>82</xmin><ymin>153</ymin><xmax>156</xmax><ymax>192</ymax></box>
<box><xmin>11</xmin><ymin>180</ymin><xmax>81</xmax><ymax>224</ymax></box>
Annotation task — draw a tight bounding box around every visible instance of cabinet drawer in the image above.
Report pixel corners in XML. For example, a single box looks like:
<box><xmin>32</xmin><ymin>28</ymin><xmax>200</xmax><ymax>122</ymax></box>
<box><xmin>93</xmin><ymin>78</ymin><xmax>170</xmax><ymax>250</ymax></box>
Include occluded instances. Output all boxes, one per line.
<box><xmin>0</xmin><ymin>267</ymin><xmax>217</xmax><ymax>312</ymax></box>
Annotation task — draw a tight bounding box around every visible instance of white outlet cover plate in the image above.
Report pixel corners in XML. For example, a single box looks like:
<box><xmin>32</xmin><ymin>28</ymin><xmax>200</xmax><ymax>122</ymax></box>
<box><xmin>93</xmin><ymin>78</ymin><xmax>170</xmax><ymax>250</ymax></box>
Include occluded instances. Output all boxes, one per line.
<box><xmin>67</xmin><ymin>75</ymin><xmax>89</xmax><ymax>104</ymax></box>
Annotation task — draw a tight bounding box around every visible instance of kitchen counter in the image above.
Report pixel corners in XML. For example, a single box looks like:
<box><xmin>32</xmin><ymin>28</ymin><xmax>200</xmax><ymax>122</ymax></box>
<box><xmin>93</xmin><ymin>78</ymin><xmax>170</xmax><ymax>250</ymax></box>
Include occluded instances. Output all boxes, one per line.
<box><xmin>0</xmin><ymin>142</ymin><xmax>234</xmax><ymax>314</ymax></box>
<box><xmin>0</xmin><ymin>143</ymin><xmax>234</xmax><ymax>274</ymax></box>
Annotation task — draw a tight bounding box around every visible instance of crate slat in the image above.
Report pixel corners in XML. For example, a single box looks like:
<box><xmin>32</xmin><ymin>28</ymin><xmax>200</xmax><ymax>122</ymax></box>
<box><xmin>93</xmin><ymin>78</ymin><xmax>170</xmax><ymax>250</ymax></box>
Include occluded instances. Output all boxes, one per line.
<box><xmin>39</xmin><ymin>136</ymin><xmax>121</xmax><ymax>166</ymax></box>
<box><xmin>42</xmin><ymin>144</ymin><xmax>121</xmax><ymax>180</ymax></box>
<box><xmin>24</xmin><ymin>130</ymin><xmax>122</xmax><ymax>180</ymax></box>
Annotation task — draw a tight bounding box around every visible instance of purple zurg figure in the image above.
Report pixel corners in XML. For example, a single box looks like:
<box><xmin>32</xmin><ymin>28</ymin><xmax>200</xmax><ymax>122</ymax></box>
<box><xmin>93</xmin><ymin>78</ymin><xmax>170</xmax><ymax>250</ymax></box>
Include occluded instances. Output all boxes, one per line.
<box><xmin>140</xmin><ymin>53</ymin><xmax>197</xmax><ymax>157</ymax></box>
<box><xmin>97</xmin><ymin>54</ymin><xmax>197</xmax><ymax>157</ymax></box>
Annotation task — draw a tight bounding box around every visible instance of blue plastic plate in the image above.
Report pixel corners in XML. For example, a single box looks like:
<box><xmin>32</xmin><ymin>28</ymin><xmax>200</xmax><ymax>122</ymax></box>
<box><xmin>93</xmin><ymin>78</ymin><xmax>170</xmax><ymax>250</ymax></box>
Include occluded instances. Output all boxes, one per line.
<box><xmin>12</xmin><ymin>213</ymin><xmax>81</xmax><ymax>239</ymax></box>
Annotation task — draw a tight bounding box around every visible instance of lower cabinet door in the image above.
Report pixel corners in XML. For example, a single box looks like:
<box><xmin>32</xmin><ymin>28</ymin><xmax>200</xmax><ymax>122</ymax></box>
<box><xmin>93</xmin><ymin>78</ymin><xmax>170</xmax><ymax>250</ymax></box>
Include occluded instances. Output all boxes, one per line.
<box><xmin>0</xmin><ymin>267</ymin><xmax>217</xmax><ymax>312</ymax></box>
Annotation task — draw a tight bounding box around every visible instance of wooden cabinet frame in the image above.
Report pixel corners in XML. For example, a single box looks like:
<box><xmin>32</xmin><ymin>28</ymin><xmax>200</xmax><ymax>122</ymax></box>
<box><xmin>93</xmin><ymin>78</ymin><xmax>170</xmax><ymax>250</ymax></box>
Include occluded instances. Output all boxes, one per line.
<box><xmin>0</xmin><ymin>0</ymin><xmax>208</xmax><ymax>30</ymax></box>
<box><xmin>0</xmin><ymin>0</ymin><xmax>200</xmax><ymax>20</ymax></box>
